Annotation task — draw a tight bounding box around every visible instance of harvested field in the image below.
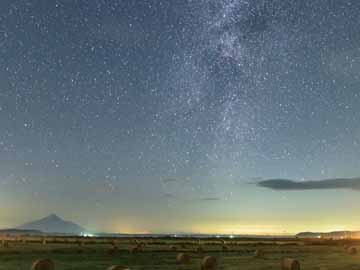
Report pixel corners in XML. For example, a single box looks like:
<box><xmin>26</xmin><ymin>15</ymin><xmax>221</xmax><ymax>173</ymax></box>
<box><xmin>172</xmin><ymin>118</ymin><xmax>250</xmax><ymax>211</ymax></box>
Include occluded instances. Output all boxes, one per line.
<box><xmin>1</xmin><ymin>237</ymin><xmax>360</xmax><ymax>270</ymax></box>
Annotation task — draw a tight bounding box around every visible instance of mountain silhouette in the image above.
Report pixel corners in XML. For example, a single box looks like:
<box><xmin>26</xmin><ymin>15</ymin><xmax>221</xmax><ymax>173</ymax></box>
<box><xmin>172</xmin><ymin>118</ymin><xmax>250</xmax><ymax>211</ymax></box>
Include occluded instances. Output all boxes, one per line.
<box><xmin>17</xmin><ymin>214</ymin><xmax>85</xmax><ymax>234</ymax></box>
<box><xmin>296</xmin><ymin>230</ymin><xmax>360</xmax><ymax>238</ymax></box>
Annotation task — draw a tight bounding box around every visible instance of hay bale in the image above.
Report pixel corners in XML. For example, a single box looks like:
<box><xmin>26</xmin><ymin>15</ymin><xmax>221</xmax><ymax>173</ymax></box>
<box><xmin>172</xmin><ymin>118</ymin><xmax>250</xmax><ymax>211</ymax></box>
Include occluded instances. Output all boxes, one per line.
<box><xmin>133</xmin><ymin>240</ymin><xmax>145</xmax><ymax>248</ymax></box>
<box><xmin>31</xmin><ymin>259</ymin><xmax>55</xmax><ymax>270</ymax></box>
<box><xmin>281</xmin><ymin>258</ymin><xmax>300</xmax><ymax>270</ymax></box>
<box><xmin>201</xmin><ymin>256</ymin><xmax>217</xmax><ymax>270</ymax></box>
<box><xmin>42</xmin><ymin>238</ymin><xmax>47</xmax><ymax>245</ymax></box>
<box><xmin>134</xmin><ymin>239</ymin><xmax>141</xmax><ymax>245</ymax></box>
<box><xmin>110</xmin><ymin>240</ymin><xmax>117</xmax><ymax>247</ymax></box>
<box><xmin>107</xmin><ymin>265</ymin><xmax>130</xmax><ymax>270</ymax></box>
<box><xmin>1</xmin><ymin>240</ymin><xmax>9</xmax><ymax>248</ymax></box>
<box><xmin>170</xmin><ymin>245</ymin><xmax>177</xmax><ymax>251</ymax></box>
<box><xmin>129</xmin><ymin>246</ymin><xmax>138</xmax><ymax>253</ymax></box>
<box><xmin>129</xmin><ymin>245</ymin><xmax>142</xmax><ymax>254</ymax></box>
<box><xmin>222</xmin><ymin>245</ymin><xmax>228</xmax><ymax>252</ymax></box>
<box><xmin>176</xmin><ymin>253</ymin><xmax>191</xmax><ymax>264</ymax></box>
<box><xmin>254</xmin><ymin>249</ymin><xmax>264</xmax><ymax>258</ymax></box>
<box><xmin>347</xmin><ymin>246</ymin><xmax>357</xmax><ymax>255</ymax></box>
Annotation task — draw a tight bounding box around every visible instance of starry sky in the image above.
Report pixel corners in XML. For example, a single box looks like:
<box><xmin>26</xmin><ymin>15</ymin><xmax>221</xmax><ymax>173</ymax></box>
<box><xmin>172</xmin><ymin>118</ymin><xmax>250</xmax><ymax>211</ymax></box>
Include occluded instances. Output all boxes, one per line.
<box><xmin>1</xmin><ymin>0</ymin><xmax>360</xmax><ymax>235</ymax></box>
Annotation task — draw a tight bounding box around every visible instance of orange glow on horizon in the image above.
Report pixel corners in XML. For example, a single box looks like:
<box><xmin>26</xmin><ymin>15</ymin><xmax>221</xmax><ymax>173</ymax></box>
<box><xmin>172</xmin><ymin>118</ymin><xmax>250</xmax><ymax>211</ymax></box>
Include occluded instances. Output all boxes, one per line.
<box><xmin>106</xmin><ymin>221</ymin><xmax>360</xmax><ymax>235</ymax></box>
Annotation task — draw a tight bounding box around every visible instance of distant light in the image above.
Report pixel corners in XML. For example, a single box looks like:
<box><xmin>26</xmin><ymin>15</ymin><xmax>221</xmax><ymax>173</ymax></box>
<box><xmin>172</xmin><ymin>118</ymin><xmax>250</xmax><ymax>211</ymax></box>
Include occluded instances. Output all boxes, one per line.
<box><xmin>216</xmin><ymin>235</ymin><xmax>220</xmax><ymax>238</ymax></box>
<box><xmin>229</xmin><ymin>235</ymin><xmax>234</xmax><ymax>239</ymax></box>
<box><xmin>81</xmin><ymin>232</ymin><xmax>94</xmax><ymax>237</ymax></box>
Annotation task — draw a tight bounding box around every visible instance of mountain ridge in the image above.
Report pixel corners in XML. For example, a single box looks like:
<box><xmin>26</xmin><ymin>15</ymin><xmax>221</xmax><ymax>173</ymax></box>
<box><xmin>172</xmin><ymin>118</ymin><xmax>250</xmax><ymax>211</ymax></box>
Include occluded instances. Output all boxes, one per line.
<box><xmin>296</xmin><ymin>230</ymin><xmax>360</xmax><ymax>238</ymax></box>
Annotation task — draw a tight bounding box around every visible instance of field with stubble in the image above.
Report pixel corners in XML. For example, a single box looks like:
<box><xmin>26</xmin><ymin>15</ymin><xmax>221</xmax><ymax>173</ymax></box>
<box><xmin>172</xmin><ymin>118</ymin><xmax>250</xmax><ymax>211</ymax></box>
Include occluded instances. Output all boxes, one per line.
<box><xmin>1</xmin><ymin>237</ymin><xmax>360</xmax><ymax>270</ymax></box>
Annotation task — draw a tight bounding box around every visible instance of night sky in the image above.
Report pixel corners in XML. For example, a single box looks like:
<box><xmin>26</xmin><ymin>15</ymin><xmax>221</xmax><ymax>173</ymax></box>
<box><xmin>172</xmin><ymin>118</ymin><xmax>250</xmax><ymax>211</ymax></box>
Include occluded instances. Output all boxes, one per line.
<box><xmin>1</xmin><ymin>0</ymin><xmax>360</xmax><ymax>235</ymax></box>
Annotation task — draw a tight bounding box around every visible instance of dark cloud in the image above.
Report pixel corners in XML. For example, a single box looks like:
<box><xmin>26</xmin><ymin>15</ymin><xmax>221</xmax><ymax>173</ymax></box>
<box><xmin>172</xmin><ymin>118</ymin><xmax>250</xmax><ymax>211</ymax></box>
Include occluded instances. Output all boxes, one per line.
<box><xmin>257</xmin><ymin>178</ymin><xmax>360</xmax><ymax>191</ymax></box>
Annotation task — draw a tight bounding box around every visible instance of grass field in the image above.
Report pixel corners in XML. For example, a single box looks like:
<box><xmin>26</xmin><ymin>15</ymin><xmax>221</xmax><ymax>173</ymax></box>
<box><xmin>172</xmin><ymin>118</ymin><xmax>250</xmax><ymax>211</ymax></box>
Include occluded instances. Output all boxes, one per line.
<box><xmin>1</xmin><ymin>237</ymin><xmax>360</xmax><ymax>270</ymax></box>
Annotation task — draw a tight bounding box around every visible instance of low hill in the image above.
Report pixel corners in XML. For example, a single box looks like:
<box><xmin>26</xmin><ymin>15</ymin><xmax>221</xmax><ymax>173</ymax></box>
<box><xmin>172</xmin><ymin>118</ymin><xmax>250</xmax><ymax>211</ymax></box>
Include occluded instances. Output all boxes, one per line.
<box><xmin>0</xmin><ymin>229</ymin><xmax>43</xmax><ymax>235</ymax></box>
<box><xmin>296</xmin><ymin>230</ymin><xmax>360</xmax><ymax>239</ymax></box>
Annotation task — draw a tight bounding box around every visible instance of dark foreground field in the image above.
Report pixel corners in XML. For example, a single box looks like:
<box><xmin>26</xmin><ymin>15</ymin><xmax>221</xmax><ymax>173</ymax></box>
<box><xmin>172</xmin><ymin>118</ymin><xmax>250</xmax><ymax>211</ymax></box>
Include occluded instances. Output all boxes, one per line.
<box><xmin>1</xmin><ymin>237</ymin><xmax>360</xmax><ymax>270</ymax></box>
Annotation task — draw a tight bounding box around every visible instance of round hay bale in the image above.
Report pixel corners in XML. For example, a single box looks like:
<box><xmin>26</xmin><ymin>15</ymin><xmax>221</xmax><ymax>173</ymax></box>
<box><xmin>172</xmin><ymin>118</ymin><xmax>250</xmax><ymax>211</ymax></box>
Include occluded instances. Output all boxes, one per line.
<box><xmin>110</xmin><ymin>240</ymin><xmax>116</xmax><ymax>246</ymax></box>
<box><xmin>134</xmin><ymin>239</ymin><xmax>140</xmax><ymax>245</ymax></box>
<box><xmin>201</xmin><ymin>256</ymin><xmax>217</xmax><ymax>270</ymax></box>
<box><xmin>2</xmin><ymin>240</ymin><xmax>9</xmax><ymax>248</ymax></box>
<box><xmin>347</xmin><ymin>246</ymin><xmax>357</xmax><ymax>255</ymax></box>
<box><xmin>254</xmin><ymin>249</ymin><xmax>264</xmax><ymax>258</ymax></box>
<box><xmin>176</xmin><ymin>253</ymin><xmax>191</xmax><ymax>264</ymax></box>
<box><xmin>31</xmin><ymin>259</ymin><xmax>55</xmax><ymax>270</ymax></box>
<box><xmin>129</xmin><ymin>245</ymin><xmax>142</xmax><ymax>254</ymax></box>
<box><xmin>281</xmin><ymin>258</ymin><xmax>300</xmax><ymax>270</ymax></box>
<box><xmin>107</xmin><ymin>265</ymin><xmax>130</xmax><ymax>270</ymax></box>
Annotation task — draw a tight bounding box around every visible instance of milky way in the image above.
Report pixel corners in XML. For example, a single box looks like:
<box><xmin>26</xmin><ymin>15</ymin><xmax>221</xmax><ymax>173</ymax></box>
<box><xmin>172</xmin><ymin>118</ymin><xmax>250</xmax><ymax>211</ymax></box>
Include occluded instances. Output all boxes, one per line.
<box><xmin>0</xmin><ymin>0</ymin><xmax>360</xmax><ymax>233</ymax></box>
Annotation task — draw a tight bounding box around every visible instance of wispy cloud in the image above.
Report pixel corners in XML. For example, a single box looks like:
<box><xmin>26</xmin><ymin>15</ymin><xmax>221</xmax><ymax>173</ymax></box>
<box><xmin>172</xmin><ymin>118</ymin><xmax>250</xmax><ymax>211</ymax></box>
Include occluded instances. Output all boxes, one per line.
<box><xmin>161</xmin><ymin>178</ymin><xmax>181</xmax><ymax>184</ymax></box>
<box><xmin>198</xmin><ymin>197</ymin><xmax>221</xmax><ymax>201</ymax></box>
<box><xmin>257</xmin><ymin>177</ymin><xmax>360</xmax><ymax>191</ymax></box>
<box><xmin>162</xmin><ymin>192</ymin><xmax>176</xmax><ymax>198</ymax></box>
<box><xmin>249</xmin><ymin>176</ymin><xmax>263</xmax><ymax>181</ymax></box>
